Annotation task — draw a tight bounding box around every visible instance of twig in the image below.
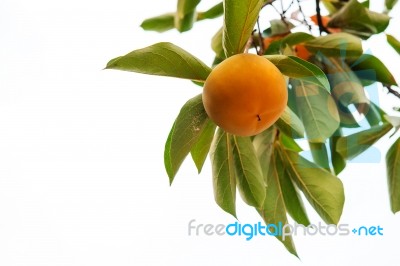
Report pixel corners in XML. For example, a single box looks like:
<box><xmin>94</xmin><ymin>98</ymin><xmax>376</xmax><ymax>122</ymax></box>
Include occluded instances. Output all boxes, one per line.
<box><xmin>385</xmin><ymin>85</ymin><xmax>400</xmax><ymax>100</ymax></box>
<box><xmin>296</xmin><ymin>0</ymin><xmax>312</xmax><ymax>32</ymax></box>
<box><xmin>268</xmin><ymin>1</ymin><xmax>286</xmax><ymax>20</ymax></box>
<box><xmin>283</xmin><ymin>0</ymin><xmax>295</xmax><ymax>14</ymax></box>
<box><xmin>244</xmin><ymin>33</ymin><xmax>255</xmax><ymax>53</ymax></box>
<box><xmin>315</xmin><ymin>0</ymin><xmax>330</xmax><ymax>35</ymax></box>
<box><xmin>256</xmin><ymin>18</ymin><xmax>264</xmax><ymax>55</ymax></box>
<box><xmin>251</xmin><ymin>29</ymin><xmax>260</xmax><ymax>54</ymax></box>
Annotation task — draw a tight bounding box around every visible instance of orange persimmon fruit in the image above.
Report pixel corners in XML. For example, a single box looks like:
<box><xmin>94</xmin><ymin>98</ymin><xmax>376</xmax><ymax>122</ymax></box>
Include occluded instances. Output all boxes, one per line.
<box><xmin>294</xmin><ymin>44</ymin><xmax>312</xmax><ymax>60</ymax></box>
<box><xmin>310</xmin><ymin>14</ymin><xmax>342</xmax><ymax>33</ymax></box>
<box><xmin>263</xmin><ymin>33</ymin><xmax>289</xmax><ymax>51</ymax></box>
<box><xmin>202</xmin><ymin>53</ymin><xmax>287</xmax><ymax>136</ymax></box>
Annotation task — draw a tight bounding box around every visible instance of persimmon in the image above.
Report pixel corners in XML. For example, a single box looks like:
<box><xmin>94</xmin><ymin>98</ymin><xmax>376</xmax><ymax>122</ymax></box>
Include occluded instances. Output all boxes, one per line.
<box><xmin>294</xmin><ymin>44</ymin><xmax>312</xmax><ymax>60</ymax></box>
<box><xmin>263</xmin><ymin>33</ymin><xmax>289</xmax><ymax>51</ymax></box>
<box><xmin>310</xmin><ymin>14</ymin><xmax>342</xmax><ymax>33</ymax></box>
<box><xmin>202</xmin><ymin>53</ymin><xmax>287</xmax><ymax>136</ymax></box>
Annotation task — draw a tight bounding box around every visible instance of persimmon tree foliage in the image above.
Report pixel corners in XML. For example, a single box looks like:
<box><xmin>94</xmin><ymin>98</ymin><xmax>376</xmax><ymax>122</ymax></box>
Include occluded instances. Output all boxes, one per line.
<box><xmin>106</xmin><ymin>0</ymin><xmax>400</xmax><ymax>256</ymax></box>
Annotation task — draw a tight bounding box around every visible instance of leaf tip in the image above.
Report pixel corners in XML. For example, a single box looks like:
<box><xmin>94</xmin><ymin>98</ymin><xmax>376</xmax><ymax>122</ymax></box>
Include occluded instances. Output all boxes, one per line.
<box><xmin>164</xmin><ymin>163</ymin><xmax>175</xmax><ymax>186</ymax></box>
<box><xmin>164</xmin><ymin>153</ymin><xmax>176</xmax><ymax>186</ymax></box>
<box><xmin>191</xmin><ymin>153</ymin><xmax>203</xmax><ymax>174</ymax></box>
<box><xmin>291</xmin><ymin>250</ymin><xmax>300</xmax><ymax>259</ymax></box>
<box><xmin>217</xmin><ymin>200</ymin><xmax>237</xmax><ymax>219</ymax></box>
<box><xmin>104</xmin><ymin>56</ymin><xmax>122</xmax><ymax>70</ymax></box>
<box><xmin>228</xmin><ymin>209</ymin><xmax>237</xmax><ymax>219</ymax></box>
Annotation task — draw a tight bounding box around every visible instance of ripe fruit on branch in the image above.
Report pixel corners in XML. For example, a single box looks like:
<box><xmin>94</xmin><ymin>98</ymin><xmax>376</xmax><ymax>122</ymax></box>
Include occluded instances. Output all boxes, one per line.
<box><xmin>263</xmin><ymin>33</ymin><xmax>289</xmax><ymax>51</ymax></box>
<box><xmin>294</xmin><ymin>44</ymin><xmax>312</xmax><ymax>61</ymax></box>
<box><xmin>310</xmin><ymin>14</ymin><xmax>342</xmax><ymax>33</ymax></box>
<box><xmin>202</xmin><ymin>53</ymin><xmax>288</xmax><ymax>137</ymax></box>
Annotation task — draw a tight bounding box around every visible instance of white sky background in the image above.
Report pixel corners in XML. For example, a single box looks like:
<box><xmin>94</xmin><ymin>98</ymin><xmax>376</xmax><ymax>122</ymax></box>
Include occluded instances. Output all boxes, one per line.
<box><xmin>1</xmin><ymin>0</ymin><xmax>400</xmax><ymax>265</ymax></box>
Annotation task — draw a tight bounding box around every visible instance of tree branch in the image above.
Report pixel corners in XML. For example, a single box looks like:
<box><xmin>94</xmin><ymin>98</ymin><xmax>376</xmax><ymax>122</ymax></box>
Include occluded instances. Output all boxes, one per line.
<box><xmin>256</xmin><ymin>18</ymin><xmax>264</xmax><ymax>55</ymax></box>
<box><xmin>385</xmin><ymin>85</ymin><xmax>400</xmax><ymax>100</ymax></box>
<box><xmin>283</xmin><ymin>0</ymin><xmax>294</xmax><ymax>14</ymax></box>
<box><xmin>244</xmin><ymin>33</ymin><xmax>255</xmax><ymax>53</ymax></box>
<box><xmin>315</xmin><ymin>0</ymin><xmax>330</xmax><ymax>35</ymax></box>
<box><xmin>296</xmin><ymin>0</ymin><xmax>312</xmax><ymax>32</ymax></box>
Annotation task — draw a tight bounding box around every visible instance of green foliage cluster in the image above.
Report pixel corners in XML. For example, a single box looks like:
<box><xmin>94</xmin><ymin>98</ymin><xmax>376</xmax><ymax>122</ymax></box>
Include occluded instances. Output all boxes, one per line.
<box><xmin>106</xmin><ymin>0</ymin><xmax>400</xmax><ymax>256</ymax></box>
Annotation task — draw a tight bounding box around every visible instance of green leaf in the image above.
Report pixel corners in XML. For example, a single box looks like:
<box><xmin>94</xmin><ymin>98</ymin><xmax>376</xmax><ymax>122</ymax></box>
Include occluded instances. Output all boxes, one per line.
<box><xmin>386</xmin><ymin>137</ymin><xmax>400</xmax><ymax>213</ymax></box>
<box><xmin>232</xmin><ymin>136</ymin><xmax>266</xmax><ymax>208</ymax></box>
<box><xmin>280</xmin><ymin>32</ymin><xmax>315</xmax><ymax>48</ymax></box>
<box><xmin>106</xmin><ymin>42</ymin><xmax>211</xmax><ymax>82</ymax></box>
<box><xmin>175</xmin><ymin>11</ymin><xmax>197</xmax><ymax>32</ymax></box>
<box><xmin>263</xmin><ymin>39</ymin><xmax>283</xmax><ymax>55</ymax></box>
<box><xmin>140</xmin><ymin>13</ymin><xmax>175</xmax><ymax>33</ymax></box>
<box><xmin>383</xmin><ymin>115</ymin><xmax>400</xmax><ymax>137</ymax></box>
<box><xmin>212</xmin><ymin>27</ymin><xmax>226</xmax><ymax>60</ymax></box>
<box><xmin>275</xmin><ymin>106</ymin><xmax>305</xmax><ymax>138</ymax></box>
<box><xmin>364</xmin><ymin>103</ymin><xmax>382</xmax><ymax>127</ymax></box>
<box><xmin>337</xmin><ymin>101</ymin><xmax>360</xmax><ymax>128</ymax></box>
<box><xmin>386</xmin><ymin>0</ymin><xmax>399</xmax><ymax>10</ymax></box>
<box><xmin>265</xmin><ymin>55</ymin><xmax>330</xmax><ymax>92</ymax></box>
<box><xmin>197</xmin><ymin>2</ymin><xmax>223</xmax><ymax>20</ymax></box>
<box><xmin>273</xmin><ymin>143</ymin><xmax>310</xmax><ymax>227</ymax></box>
<box><xmin>327</xmin><ymin>0</ymin><xmax>390</xmax><ymax>39</ymax></box>
<box><xmin>191</xmin><ymin>120</ymin><xmax>216</xmax><ymax>173</ymax></box>
<box><xmin>223</xmin><ymin>0</ymin><xmax>264</xmax><ymax>57</ymax></box>
<box><xmin>367</xmin><ymin>11</ymin><xmax>391</xmax><ymax>33</ymax></box>
<box><xmin>331</xmin><ymin>80</ymin><xmax>369</xmax><ymax>108</ymax></box>
<box><xmin>336</xmin><ymin>123</ymin><xmax>393</xmax><ymax>160</ymax></box>
<box><xmin>324</xmin><ymin>58</ymin><xmax>369</xmax><ymax>107</ymax></box>
<box><xmin>279</xmin><ymin>133</ymin><xmax>303</xmax><ymax>152</ymax></box>
<box><xmin>280</xmin><ymin>148</ymin><xmax>345</xmax><ymax>225</ymax></box>
<box><xmin>304</xmin><ymin>33</ymin><xmax>362</xmax><ymax>58</ymax></box>
<box><xmin>322</xmin><ymin>0</ymin><xmax>344</xmax><ymax>14</ymax></box>
<box><xmin>263</xmin><ymin>19</ymin><xmax>294</xmax><ymax>37</ymax></box>
<box><xmin>349</xmin><ymin>54</ymin><xmax>397</xmax><ymax>86</ymax></box>
<box><xmin>371</xmin><ymin>101</ymin><xmax>388</xmax><ymax>121</ymax></box>
<box><xmin>210</xmin><ymin>129</ymin><xmax>237</xmax><ymax>217</ymax></box>
<box><xmin>177</xmin><ymin>0</ymin><xmax>201</xmax><ymax>17</ymax></box>
<box><xmin>253</xmin><ymin>127</ymin><xmax>277</xmax><ymax>183</ymax></box>
<box><xmin>279</xmin><ymin>172</ymin><xmax>311</xmax><ymax>226</ymax></box>
<box><xmin>287</xmin><ymin>83</ymin><xmax>298</xmax><ymax>116</ymax></box>
<box><xmin>293</xmin><ymin>81</ymin><xmax>340</xmax><ymax>143</ymax></box>
<box><xmin>361</xmin><ymin>0</ymin><xmax>370</xmax><ymax>8</ymax></box>
<box><xmin>164</xmin><ymin>94</ymin><xmax>210</xmax><ymax>184</ymax></box>
<box><xmin>212</xmin><ymin>55</ymin><xmax>224</xmax><ymax>68</ymax></box>
<box><xmin>175</xmin><ymin>0</ymin><xmax>201</xmax><ymax>32</ymax></box>
<box><xmin>258</xmin><ymin>151</ymin><xmax>298</xmax><ymax>257</ymax></box>
<box><xmin>330</xmin><ymin>129</ymin><xmax>347</xmax><ymax>175</ymax></box>
<box><xmin>387</xmin><ymin>34</ymin><xmax>400</xmax><ymax>55</ymax></box>
<box><xmin>309</xmin><ymin>142</ymin><xmax>331</xmax><ymax>171</ymax></box>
